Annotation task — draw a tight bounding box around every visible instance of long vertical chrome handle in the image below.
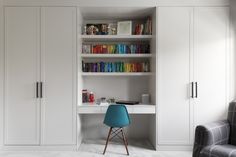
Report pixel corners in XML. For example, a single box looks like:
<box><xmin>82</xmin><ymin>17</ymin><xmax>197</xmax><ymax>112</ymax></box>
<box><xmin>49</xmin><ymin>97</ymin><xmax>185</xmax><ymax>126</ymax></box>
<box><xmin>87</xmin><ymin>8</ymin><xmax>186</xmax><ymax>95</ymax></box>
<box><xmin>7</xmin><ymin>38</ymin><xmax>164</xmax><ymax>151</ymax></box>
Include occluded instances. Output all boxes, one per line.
<box><xmin>191</xmin><ymin>82</ymin><xmax>194</xmax><ymax>98</ymax></box>
<box><xmin>40</xmin><ymin>82</ymin><xmax>43</xmax><ymax>98</ymax></box>
<box><xmin>36</xmin><ymin>82</ymin><xmax>39</xmax><ymax>98</ymax></box>
<box><xmin>195</xmin><ymin>82</ymin><xmax>198</xmax><ymax>98</ymax></box>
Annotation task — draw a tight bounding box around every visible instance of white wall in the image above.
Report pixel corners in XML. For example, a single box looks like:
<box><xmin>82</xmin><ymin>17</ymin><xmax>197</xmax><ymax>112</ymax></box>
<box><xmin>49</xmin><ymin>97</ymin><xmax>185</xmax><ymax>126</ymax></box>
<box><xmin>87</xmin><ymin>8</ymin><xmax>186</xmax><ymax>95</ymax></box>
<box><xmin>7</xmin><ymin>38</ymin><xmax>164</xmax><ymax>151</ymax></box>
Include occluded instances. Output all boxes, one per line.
<box><xmin>230</xmin><ymin>0</ymin><xmax>236</xmax><ymax>101</ymax></box>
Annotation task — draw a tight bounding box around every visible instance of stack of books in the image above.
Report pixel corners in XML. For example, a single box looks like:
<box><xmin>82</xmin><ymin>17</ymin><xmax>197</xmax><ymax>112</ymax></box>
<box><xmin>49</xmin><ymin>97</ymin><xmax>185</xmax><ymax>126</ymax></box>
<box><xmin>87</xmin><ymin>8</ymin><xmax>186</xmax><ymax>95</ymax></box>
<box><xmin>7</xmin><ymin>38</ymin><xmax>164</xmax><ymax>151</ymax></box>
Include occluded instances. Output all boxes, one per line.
<box><xmin>134</xmin><ymin>17</ymin><xmax>152</xmax><ymax>35</ymax></box>
<box><xmin>82</xmin><ymin>61</ymin><xmax>149</xmax><ymax>73</ymax></box>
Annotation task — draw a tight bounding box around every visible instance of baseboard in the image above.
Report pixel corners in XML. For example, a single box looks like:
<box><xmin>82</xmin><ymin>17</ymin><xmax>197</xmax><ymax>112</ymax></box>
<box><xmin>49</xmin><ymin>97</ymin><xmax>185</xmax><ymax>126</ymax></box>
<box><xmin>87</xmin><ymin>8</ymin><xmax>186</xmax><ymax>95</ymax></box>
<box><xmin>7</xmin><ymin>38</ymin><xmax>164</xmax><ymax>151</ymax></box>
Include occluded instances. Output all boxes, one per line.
<box><xmin>156</xmin><ymin>145</ymin><xmax>193</xmax><ymax>151</ymax></box>
<box><xmin>1</xmin><ymin>145</ymin><xmax>77</xmax><ymax>151</ymax></box>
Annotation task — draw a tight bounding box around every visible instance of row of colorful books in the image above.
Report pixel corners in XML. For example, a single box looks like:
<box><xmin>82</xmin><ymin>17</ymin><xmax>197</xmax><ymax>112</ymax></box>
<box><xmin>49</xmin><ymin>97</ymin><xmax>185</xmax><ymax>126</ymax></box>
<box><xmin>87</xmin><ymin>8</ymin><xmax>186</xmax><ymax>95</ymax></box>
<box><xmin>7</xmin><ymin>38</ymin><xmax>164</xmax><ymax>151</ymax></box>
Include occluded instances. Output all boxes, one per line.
<box><xmin>82</xmin><ymin>61</ymin><xmax>149</xmax><ymax>73</ymax></box>
<box><xmin>82</xmin><ymin>44</ymin><xmax>150</xmax><ymax>54</ymax></box>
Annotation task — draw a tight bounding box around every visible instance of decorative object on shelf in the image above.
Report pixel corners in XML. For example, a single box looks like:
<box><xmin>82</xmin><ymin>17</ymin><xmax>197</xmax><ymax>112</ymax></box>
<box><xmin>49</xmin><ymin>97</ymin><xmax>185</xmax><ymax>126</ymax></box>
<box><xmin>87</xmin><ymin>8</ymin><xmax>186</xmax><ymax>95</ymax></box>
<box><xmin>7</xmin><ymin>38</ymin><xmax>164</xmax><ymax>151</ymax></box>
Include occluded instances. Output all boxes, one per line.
<box><xmin>134</xmin><ymin>23</ymin><xmax>144</xmax><ymax>35</ymax></box>
<box><xmin>108</xmin><ymin>23</ymin><xmax>117</xmax><ymax>35</ymax></box>
<box><xmin>82</xmin><ymin>89</ymin><xmax>88</xmax><ymax>103</ymax></box>
<box><xmin>141</xmin><ymin>94</ymin><xmax>150</xmax><ymax>104</ymax></box>
<box><xmin>117</xmin><ymin>21</ymin><xmax>132</xmax><ymax>35</ymax></box>
<box><xmin>86</xmin><ymin>24</ymin><xmax>108</xmax><ymax>35</ymax></box>
<box><xmin>101</xmin><ymin>24</ymin><xmax>109</xmax><ymax>35</ymax></box>
<box><xmin>82</xmin><ymin>43</ymin><xmax>150</xmax><ymax>54</ymax></box>
<box><xmin>144</xmin><ymin>17</ymin><xmax>152</xmax><ymax>35</ymax></box>
<box><xmin>116</xmin><ymin>100</ymin><xmax>139</xmax><ymax>105</ymax></box>
<box><xmin>86</xmin><ymin>24</ymin><xmax>99</xmax><ymax>35</ymax></box>
<box><xmin>89</xmin><ymin>92</ymin><xmax>95</xmax><ymax>103</ymax></box>
<box><xmin>82</xmin><ymin>61</ymin><xmax>150</xmax><ymax>73</ymax></box>
<box><xmin>96</xmin><ymin>97</ymin><xmax>110</xmax><ymax>106</ymax></box>
<box><xmin>83</xmin><ymin>26</ymin><xmax>87</xmax><ymax>35</ymax></box>
<box><xmin>82</xmin><ymin>89</ymin><xmax>95</xmax><ymax>103</ymax></box>
<box><xmin>82</xmin><ymin>44</ymin><xmax>91</xmax><ymax>54</ymax></box>
<box><xmin>107</xmin><ymin>98</ymin><xmax>116</xmax><ymax>103</ymax></box>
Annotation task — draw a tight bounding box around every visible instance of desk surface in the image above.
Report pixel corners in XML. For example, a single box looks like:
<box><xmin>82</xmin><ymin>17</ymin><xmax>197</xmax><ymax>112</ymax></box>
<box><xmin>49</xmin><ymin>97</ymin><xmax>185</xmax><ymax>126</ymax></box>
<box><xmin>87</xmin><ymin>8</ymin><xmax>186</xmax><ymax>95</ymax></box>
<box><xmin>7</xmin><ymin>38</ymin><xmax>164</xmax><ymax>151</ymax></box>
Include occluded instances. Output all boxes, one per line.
<box><xmin>77</xmin><ymin>103</ymin><xmax>156</xmax><ymax>114</ymax></box>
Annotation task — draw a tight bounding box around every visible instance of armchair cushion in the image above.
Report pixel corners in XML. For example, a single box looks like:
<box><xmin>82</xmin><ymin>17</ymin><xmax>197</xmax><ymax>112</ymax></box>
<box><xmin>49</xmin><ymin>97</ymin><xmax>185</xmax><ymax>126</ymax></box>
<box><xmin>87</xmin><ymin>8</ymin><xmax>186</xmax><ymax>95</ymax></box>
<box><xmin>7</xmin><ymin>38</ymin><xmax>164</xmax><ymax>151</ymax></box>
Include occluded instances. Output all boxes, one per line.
<box><xmin>200</xmin><ymin>145</ymin><xmax>236</xmax><ymax>157</ymax></box>
<box><xmin>193</xmin><ymin>120</ymin><xmax>230</xmax><ymax>157</ymax></box>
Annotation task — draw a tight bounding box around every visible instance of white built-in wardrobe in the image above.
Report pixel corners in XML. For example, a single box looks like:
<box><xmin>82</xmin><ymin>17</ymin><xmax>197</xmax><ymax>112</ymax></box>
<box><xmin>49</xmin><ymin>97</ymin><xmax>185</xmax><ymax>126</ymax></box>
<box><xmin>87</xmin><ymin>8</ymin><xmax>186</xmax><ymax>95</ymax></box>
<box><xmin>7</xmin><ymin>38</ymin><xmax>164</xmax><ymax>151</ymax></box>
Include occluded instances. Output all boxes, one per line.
<box><xmin>157</xmin><ymin>7</ymin><xmax>230</xmax><ymax>147</ymax></box>
<box><xmin>0</xmin><ymin>4</ymin><xmax>232</xmax><ymax>151</ymax></box>
<box><xmin>4</xmin><ymin>7</ymin><xmax>76</xmax><ymax>146</ymax></box>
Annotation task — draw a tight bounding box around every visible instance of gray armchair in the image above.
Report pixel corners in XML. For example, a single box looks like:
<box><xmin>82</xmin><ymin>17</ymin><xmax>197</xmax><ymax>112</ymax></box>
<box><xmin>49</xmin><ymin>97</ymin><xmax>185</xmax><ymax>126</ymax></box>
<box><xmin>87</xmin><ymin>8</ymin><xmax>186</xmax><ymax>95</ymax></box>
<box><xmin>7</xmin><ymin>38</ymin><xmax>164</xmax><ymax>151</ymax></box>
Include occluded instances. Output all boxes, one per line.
<box><xmin>193</xmin><ymin>101</ymin><xmax>236</xmax><ymax>157</ymax></box>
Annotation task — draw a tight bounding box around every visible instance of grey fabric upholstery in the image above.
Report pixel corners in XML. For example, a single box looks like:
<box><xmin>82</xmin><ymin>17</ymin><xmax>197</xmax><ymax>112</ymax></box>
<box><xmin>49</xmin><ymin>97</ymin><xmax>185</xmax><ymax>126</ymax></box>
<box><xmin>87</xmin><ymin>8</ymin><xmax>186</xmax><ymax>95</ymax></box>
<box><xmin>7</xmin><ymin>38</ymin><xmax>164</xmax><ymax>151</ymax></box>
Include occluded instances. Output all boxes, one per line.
<box><xmin>193</xmin><ymin>120</ymin><xmax>230</xmax><ymax>157</ymax></box>
<box><xmin>193</xmin><ymin>101</ymin><xmax>236</xmax><ymax>157</ymax></box>
<box><xmin>228</xmin><ymin>101</ymin><xmax>236</xmax><ymax>145</ymax></box>
<box><xmin>200</xmin><ymin>145</ymin><xmax>236</xmax><ymax>157</ymax></box>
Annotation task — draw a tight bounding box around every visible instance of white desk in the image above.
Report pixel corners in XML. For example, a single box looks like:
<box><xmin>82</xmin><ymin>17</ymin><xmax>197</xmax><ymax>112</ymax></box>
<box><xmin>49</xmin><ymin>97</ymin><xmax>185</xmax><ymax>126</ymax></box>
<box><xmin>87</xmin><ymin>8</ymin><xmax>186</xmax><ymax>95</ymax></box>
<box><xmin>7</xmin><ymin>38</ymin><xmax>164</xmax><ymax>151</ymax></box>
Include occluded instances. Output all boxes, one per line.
<box><xmin>77</xmin><ymin>103</ymin><xmax>156</xmax><ymax>114</ymax></box>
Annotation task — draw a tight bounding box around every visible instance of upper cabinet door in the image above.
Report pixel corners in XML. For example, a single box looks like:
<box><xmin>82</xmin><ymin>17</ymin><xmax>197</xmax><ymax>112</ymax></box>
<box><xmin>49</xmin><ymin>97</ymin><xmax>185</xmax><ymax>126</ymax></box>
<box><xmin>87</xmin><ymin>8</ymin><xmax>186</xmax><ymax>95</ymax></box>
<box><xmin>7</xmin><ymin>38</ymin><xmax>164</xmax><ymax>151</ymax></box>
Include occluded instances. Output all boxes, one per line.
<box><xmin>157</xmin><ymin>7</ymin><xmax>193</xmax><ymax>145</ymax></box>
<box><xmin>4</xmin><ymin>7</ymin><xmax>40</xmax><ymax>145</ymax></box>
<box><xmin>41</xmin><ymin>7</ymin><xmax>76</xmax><ymax>145</ymax></box>
<box><xmin>194</xmin><ymin>7</ymin><xmax>229</xmax><ymax>126</ymax></box>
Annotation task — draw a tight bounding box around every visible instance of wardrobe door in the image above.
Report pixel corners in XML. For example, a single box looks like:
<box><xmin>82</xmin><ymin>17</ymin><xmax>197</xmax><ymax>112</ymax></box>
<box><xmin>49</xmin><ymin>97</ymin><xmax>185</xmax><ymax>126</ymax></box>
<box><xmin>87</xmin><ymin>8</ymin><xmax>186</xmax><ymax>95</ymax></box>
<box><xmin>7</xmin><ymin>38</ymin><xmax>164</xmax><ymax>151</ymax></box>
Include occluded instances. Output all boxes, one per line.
<box><xmin>4</xmin><ymin>7</ymin><xmax>40</xmax><ymax>145</ymax></box>
<box><xmin>41</xmin><ymin>7</ymin><xmax>76</xmax><ymax>145</ymax></box>
<box><xmin>194</xmin><ymin>7</ymin><xmax>229</xmax><ymax>126</ymax></box>
<box><xmin>157</xmin><ymin>7</ymin><xmax>193</xmax><ymax>145</ymax></box>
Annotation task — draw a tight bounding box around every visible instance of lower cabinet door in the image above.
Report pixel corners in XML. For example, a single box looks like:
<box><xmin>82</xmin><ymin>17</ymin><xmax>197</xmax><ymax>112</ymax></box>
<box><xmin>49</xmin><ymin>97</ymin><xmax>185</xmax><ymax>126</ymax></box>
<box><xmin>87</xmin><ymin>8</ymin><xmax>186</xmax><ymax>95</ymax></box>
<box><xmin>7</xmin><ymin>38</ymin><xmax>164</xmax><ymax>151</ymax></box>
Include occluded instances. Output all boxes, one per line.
<box><xmin>40</xmin><ymin>7</ymin><xmax>76</xmax><ymax>145</ymax></box>
<box><xmin>4</xmin><ymin>7</ymin><xmax>40</xmax><ymax>145</ymax></box>
<box><xmin>157</xmin><ymin>7</ymin><xmax>193</xmax><ymax>145</ymax></box>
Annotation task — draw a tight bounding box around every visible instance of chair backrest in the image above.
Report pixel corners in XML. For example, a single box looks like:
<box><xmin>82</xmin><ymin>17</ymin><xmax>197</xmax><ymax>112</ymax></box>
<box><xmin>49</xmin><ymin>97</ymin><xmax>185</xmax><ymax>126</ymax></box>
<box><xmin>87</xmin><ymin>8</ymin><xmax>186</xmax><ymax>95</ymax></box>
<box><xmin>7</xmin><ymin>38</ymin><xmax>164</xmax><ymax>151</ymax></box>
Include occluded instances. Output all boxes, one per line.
<box><xmin>227</xmin><ymin>101</ymin><xmax>236</xmax><ymax>145</ymax></box>
<box><xmin>104</xmin><ymin>104</ymin><xmax>130</xmax><ymax>128</ymax></box>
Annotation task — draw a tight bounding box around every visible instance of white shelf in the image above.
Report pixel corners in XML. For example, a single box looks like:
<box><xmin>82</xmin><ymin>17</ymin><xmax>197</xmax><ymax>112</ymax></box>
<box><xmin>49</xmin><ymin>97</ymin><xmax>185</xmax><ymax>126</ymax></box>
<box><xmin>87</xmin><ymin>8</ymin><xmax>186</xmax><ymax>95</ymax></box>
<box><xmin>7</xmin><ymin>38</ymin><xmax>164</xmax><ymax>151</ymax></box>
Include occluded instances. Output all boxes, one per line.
<box><xmin>77</xmin><ymin>104</ymin><xmax>156</xmax><ymax>114</ymax></box>
<box><xmin>81</xmin><ymin>54</ymin><xmax>152</xmax><ymax>58</ymax></box>
<box><xmin>81</xmin><ymin>72</ymin><xmax>153</xmax><ymax>76</ymax></box>
<box><xmin>81</xmin><ymin>35</ymin><xmax>152</xmax><ymax>41</ymax></box>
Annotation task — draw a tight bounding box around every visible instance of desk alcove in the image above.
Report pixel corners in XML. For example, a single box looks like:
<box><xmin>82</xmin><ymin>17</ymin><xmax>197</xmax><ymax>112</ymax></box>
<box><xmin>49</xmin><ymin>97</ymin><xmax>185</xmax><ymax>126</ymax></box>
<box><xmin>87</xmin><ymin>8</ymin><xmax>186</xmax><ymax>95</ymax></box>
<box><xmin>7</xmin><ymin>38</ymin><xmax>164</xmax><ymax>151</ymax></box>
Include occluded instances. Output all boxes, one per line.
<box><xmin>77</xmin><ymin>6</ymin><xmax>157</xmax><ymax>150</ymax></box>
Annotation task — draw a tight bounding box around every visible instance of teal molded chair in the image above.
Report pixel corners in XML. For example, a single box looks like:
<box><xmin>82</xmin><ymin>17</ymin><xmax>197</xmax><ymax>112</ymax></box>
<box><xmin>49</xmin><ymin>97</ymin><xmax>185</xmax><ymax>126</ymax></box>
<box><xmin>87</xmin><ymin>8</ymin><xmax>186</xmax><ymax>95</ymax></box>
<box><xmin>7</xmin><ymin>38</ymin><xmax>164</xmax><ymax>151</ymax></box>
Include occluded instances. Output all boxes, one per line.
<box><xmin>103</xmin><ymin>104</ymin><xmax>131</xmax><ymax>155</ymax></box>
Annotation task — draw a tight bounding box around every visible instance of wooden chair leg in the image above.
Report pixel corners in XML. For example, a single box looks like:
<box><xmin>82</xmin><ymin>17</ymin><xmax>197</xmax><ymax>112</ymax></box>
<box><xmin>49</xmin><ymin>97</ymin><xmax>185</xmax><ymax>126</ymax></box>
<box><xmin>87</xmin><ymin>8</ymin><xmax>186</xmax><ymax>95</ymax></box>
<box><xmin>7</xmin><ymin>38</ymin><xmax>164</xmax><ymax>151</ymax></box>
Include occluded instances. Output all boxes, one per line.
<box><xmin>103</xmin><ymin>127</ymin><xmax>112</xmax><ymax>155</ymax></box>
<box><xmin>122</xmin><ymin>129</ymin><xmax>128</xmax><ymax>145</ymax></box>
<box><xmin>121</xmin><ymin>128</ymin><xmax>129</xmax><ymax>155</ymax></box>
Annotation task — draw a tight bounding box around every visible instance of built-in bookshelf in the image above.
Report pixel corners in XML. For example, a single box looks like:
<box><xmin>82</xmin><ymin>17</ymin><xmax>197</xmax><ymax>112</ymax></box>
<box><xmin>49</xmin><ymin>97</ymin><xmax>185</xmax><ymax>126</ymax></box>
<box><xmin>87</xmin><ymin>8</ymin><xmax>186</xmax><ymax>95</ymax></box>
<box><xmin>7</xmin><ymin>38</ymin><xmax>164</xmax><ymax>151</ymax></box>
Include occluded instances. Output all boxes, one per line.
<box><xmin>78</xmin><ymin>7</ymin><xmax>156</xmax><ymax>111</ymax></box>
<box><xmin>77</xmin><ymin>6</ymin><xmax>157</xmax><ymax>150</ymax></box>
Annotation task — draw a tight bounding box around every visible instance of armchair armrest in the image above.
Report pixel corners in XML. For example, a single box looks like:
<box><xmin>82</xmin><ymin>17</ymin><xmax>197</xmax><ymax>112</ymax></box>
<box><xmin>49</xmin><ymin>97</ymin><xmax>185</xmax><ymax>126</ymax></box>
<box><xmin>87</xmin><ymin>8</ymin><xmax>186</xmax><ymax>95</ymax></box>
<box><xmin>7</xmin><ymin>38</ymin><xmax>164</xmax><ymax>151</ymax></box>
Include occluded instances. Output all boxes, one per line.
<box><xmin>192</xmin><ymin>120</ymin><xmax>230</xmax><ymax>157</ymax></box>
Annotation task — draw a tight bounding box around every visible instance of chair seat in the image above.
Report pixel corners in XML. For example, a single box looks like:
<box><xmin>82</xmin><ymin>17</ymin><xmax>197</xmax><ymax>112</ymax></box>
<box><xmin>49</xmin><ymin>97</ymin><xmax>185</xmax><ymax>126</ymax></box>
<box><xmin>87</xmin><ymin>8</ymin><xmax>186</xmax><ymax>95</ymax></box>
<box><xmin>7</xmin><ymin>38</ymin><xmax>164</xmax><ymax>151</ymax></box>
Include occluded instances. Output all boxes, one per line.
<box><xmin>200</xmin><ymin>145</ymin><xmax>236</xmax><ymax>157</ymax></box>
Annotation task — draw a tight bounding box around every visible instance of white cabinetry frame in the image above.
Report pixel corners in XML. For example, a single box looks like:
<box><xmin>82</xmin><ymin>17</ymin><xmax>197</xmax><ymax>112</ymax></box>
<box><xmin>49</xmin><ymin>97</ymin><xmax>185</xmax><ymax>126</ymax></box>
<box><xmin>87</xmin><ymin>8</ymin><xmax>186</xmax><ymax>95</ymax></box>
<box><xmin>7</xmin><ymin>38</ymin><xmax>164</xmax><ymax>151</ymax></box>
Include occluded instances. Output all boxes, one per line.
<box><xmin>4</xmin><ymin>7</ymin><xmax>76</xmax><ymax>146</ymax></box>
<box><xmin>1</xmin><ymin>4</ymin><xmax>232</xmax><ymax>151</ymax></box>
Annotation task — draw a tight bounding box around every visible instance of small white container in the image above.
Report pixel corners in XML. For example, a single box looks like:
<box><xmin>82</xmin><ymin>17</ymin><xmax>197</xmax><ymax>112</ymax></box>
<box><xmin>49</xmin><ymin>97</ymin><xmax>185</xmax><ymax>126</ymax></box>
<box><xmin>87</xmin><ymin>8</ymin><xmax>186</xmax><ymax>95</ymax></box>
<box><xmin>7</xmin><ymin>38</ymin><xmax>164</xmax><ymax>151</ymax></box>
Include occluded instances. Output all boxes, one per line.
<box><xmin>142</xmin><ymin>94</ymin><xmax>150</xmax><ymax>104</ymax></box>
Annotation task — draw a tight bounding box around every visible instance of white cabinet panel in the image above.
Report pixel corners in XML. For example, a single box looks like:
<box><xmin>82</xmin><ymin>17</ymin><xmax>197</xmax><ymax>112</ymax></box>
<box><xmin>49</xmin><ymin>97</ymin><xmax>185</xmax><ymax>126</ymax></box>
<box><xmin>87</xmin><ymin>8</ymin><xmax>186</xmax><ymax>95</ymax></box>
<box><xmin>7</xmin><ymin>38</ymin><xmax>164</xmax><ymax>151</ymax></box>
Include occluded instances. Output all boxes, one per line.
<box><xmin>157</xmin><ymin>7</ymin><xmax>229</xmax><ymax>147</ymax></box>
<box><xmin>194</xmin><ymin>7</ymin><xmax>229</xmax><ymax>126</ymax></box>
<box><xmin>4</xmin><ymin>7</ymin><xmax>40</xmax><ymax>145</ymax></box>
<box><xmin>157</xmin><ymin>7</ymin><xmax>193</xmax><ymax>145</ymax></box>
<box><xmin>41</xmin><ymin>7</ymin><xmax>76</xmax><ymax>145</ymax></box>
